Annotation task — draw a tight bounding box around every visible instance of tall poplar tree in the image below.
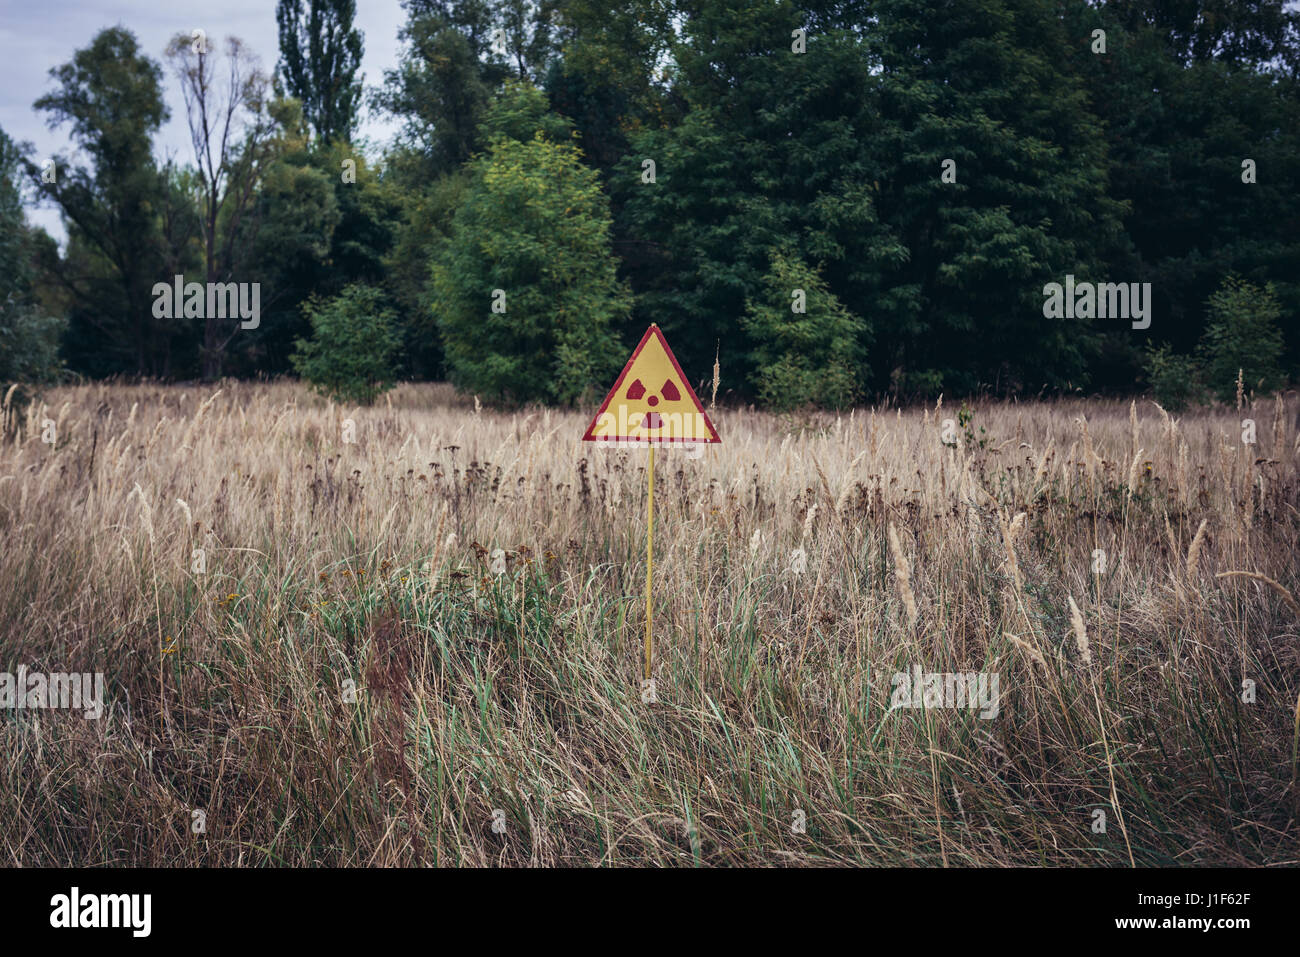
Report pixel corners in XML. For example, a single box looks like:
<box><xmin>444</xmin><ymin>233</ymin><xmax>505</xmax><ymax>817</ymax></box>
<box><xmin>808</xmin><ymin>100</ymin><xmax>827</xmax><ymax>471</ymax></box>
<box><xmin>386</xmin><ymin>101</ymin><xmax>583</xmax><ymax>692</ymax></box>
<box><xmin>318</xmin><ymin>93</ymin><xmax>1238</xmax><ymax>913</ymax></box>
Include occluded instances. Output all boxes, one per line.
<box><xmin>276</xmin><ymin>0</ymin><xmax>366</xmax><ymax>144</ymax></box>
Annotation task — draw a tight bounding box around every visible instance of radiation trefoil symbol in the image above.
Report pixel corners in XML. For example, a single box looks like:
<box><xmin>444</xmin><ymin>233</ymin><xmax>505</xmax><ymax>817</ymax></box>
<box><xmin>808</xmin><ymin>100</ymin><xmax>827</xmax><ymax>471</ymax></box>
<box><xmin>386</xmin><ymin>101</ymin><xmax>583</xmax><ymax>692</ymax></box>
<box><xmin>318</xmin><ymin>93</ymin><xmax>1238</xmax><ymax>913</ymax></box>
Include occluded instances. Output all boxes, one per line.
<box><xmin>582</xmin><ymin>325</ymin><xmax>720</xmax><ymax>444</ymax></box>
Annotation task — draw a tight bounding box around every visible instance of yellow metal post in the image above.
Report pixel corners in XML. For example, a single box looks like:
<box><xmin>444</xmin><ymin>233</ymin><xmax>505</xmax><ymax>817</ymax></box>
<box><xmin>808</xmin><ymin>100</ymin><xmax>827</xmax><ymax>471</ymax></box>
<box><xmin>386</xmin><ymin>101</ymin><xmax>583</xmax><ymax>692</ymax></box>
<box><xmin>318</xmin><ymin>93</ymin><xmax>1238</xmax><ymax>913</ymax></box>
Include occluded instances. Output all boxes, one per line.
<box><xmin>645</xmin><ymin>445</ymin><xmax>654</xmax><ymax>681</ymax></box>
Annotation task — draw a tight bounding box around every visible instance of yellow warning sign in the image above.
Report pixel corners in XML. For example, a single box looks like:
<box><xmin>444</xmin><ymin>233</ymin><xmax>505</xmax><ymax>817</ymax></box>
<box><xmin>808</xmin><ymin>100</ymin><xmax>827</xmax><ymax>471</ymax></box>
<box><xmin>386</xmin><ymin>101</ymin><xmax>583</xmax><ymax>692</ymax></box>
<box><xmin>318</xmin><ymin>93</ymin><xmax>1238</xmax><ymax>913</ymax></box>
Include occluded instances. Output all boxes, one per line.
<box><xmin>582</xmin><ymin>324</ymin><xmax>720</xmax><ymax>444</ymax></box>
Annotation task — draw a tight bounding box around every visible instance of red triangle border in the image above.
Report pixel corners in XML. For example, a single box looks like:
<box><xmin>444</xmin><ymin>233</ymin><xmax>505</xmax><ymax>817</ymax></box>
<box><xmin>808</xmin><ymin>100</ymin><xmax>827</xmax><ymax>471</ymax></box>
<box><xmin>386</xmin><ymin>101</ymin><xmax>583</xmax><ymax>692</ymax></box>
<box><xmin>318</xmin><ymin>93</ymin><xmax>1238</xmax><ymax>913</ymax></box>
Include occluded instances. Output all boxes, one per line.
<box><xmin>581</xmin><ymin>324</ymin><xmax>721</xmax><ymax>444</ymax></box>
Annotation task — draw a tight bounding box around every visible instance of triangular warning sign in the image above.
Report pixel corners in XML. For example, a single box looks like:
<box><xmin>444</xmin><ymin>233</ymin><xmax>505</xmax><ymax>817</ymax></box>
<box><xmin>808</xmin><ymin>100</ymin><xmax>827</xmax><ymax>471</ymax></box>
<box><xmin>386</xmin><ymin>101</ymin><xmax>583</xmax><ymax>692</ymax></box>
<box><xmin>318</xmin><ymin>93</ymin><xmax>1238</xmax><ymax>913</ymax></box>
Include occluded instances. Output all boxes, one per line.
<box><xmin>582</xmin><ymin>325</ymin><xmax>720</xmax><ymax>444</ymax></box>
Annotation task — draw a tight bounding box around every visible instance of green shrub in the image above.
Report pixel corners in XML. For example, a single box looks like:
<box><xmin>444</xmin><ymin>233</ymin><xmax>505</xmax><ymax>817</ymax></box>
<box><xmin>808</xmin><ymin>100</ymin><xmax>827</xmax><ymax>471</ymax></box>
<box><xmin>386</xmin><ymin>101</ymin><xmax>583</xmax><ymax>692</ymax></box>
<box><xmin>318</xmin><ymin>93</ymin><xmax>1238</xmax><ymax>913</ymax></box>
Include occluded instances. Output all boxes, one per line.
<box><xmin>291</xmin><ymin>283</ymin><xmax>400</xmax><ymax>405</ymax></box>
<box><xmin>1198</xmin><ymin>277</ymin><xmax>1286</xmax><ymax>403</ymax></box>
<box><xmin>1142</xmin><ymin>343</ymin><xmax>1201</xmax><ymax>412</ymax></box>
<box><xmin>741</xmin><ymin>248</ymin><xmax>865</xmax><ymax>411</ymax></box>
<box><xmin>432</xmin><ymin>108</ymin><xmax>629</xmax><ymax>405</ymax></box>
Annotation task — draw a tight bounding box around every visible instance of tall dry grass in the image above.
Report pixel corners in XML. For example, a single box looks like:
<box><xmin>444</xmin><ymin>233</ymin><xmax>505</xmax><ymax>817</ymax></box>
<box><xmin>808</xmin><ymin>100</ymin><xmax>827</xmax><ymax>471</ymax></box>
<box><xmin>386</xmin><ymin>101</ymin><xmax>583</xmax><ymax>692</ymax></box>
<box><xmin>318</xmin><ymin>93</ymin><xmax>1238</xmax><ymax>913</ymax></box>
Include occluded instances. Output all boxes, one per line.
<box><xmin>1</xmin><ymin>382</ymin><xmax>1298</xmax><ymax>865</ymax></box>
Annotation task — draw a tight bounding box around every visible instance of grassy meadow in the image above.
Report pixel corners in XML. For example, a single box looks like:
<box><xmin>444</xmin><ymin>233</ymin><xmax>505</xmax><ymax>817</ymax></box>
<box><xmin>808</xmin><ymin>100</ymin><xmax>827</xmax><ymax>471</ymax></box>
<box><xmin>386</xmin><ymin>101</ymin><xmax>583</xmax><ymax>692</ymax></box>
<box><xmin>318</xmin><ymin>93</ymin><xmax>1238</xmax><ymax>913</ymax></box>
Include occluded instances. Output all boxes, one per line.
<box><xmin>1</xmin><ymin>381</ymin><xmax>1298</xmax><ymax>866</ymax></box>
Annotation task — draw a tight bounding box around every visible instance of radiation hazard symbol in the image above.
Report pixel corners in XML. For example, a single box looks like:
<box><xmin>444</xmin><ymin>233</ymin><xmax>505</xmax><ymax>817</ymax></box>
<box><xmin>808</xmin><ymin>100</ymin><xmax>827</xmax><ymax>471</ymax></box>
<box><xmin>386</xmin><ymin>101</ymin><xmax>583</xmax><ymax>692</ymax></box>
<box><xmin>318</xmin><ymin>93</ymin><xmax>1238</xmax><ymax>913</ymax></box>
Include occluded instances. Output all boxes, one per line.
<box><xmin>582</xmin><ymin>324</ymin><xmax>720</xmax><ymax>444</ymax></box>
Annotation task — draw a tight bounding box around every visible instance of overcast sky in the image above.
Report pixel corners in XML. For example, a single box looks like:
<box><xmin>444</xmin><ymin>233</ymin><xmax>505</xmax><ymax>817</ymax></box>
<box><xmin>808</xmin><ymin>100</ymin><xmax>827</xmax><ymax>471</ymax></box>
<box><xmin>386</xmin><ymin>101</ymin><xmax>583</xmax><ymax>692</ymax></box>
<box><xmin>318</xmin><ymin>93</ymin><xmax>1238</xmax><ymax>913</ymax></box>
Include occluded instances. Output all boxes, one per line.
<box><xmin>1</xmin><ymin>0</ymin><xmax>409</xmax><ymax>244</ymax></box>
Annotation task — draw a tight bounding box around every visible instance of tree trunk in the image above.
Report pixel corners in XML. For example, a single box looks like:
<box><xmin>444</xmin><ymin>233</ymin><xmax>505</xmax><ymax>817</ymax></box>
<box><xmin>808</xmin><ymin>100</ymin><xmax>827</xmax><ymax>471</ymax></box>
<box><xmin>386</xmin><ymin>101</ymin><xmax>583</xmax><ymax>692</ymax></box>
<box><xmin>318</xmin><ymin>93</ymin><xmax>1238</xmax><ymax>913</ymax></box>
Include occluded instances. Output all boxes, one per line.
<box><xmin>202</xmin><ymin>209</ymin><xmax>221</xmax><ymax>380</ymax></box>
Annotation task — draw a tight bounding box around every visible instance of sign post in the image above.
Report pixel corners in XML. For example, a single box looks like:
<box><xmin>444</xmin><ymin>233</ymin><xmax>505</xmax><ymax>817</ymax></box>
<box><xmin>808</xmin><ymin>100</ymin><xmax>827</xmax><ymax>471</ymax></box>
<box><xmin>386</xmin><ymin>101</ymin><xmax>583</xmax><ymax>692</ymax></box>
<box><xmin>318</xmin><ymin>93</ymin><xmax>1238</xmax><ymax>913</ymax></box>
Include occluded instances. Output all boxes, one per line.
<box><xmin>582</xmin><ymin>324</ymin><xmax>721</xmax><ymax>689</ymax></box>
<box><xmin>645</xmin><ymin>445</ymin><xmax>654</xmax><ymax>681</ymax></box>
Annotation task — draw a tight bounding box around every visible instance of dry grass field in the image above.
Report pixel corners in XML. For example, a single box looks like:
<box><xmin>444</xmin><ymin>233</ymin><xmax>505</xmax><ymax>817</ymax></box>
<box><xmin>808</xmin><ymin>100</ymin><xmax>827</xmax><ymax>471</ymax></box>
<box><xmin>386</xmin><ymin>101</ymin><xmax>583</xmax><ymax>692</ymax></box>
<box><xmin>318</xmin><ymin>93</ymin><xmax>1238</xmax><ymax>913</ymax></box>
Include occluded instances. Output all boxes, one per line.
<box><xmin>1</xmin><ymin>381</ymin><xmax>1298</xmax><ymax>866</ymax></box>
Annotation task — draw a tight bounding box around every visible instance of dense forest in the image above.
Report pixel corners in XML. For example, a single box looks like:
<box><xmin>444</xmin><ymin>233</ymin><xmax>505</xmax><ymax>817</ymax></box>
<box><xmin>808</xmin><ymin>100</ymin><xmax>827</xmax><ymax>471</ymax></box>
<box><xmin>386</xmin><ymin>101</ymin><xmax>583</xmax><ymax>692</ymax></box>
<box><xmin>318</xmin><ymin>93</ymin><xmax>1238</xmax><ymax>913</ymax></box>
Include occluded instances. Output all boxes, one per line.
<box><xmin>2</xmin><ymin>0</ymin><xmax>1298</xmax><ymax>408</ymax></box>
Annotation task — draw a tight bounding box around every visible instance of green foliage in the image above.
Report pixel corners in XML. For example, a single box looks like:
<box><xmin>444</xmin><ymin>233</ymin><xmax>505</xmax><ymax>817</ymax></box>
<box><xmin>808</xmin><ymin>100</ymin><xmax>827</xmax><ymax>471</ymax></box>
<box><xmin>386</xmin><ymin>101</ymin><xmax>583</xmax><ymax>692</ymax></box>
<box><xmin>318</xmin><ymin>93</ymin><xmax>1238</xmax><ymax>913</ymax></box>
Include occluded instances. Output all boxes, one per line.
<box><xmin>376</xmin><ymin>0</ymin><xmax>561</xmax><ymax>179</ymax></box>
<box><xmin>480</xmin><ymin>78</ymin><xmax>573</xmax><ymax>144</ymax></box>
<box><xmin>0</xmin><ymin>308</ymin><xmax>64</xmax><ymax>392</ymax></box>
<box><xmin>240</xmin><ymin>125</ymin><xmax>401</xmax><ymax>376</ymax></box>
<box><xmin>378</xmin><ymin>6</ymin><xmax>491</xmax><ymax>177</ymax></box>
<box><xmin>432</xmin><ymin>98</ymin><xmax>629</xmax><ymax>405</ymax></box>
<box><xmin>742</xmin><ymin>249</ymin><xmax>864</xmax><ymax>410</ymax></box>
<box><xmin>1106</xmin><ymin>0</ymin><xmax>1300</xmax><ymax>70</ymax></box>
<box><xmin>544</xmin><ymin>0</ymin><xmax>675</xmax><ymax>171</ymax></box>
<box><xmin>383</xmin><ymin>168</ymin><xmax>471</xmax><ymax>379</ymax></box>
<box><xmin>957</xmin><ymin>403</ymin><xmax>989</xmax><ymax>452</ymax></box>
<box><xmin>617</xmin><ymin>6</ymin><xmax>888</xmax><ymax>390</ymax></box>
<box><xmin>617</xmin><ymin>0</ymin><xmax>1120</xmax><ymax>398</ymax></box>
<box><xmin>861</xmin><ymin>0</ymin><xmax>1125</xmax><ymax>395</ymax></box>
<box><xmin>15</xmin><ymin>0</ymin><xmax>1300</xmax><ymax>407</ymax></box>
<box><xmin>256</xmin><ymin>158</ymin><xmax>340</xmax><ymax>266</ymax></box>
<box><xmin>1198</xmin><ymin>277</ymin><xmax>1286</xmax><ymax>402</ymax></box>
<box><xmin>275</xmin><ymin>0</ymin><xmax>365</xmax><ymax>144</ymax></box>
<box><xmin>0</xmin><ymin>127</ymin><xmax>34</xmax><ymax>298</ymax></box>
<box><xmin>291</xmin><ymin>283</ymin><xmax>401</xmax><ymax>404</ymax></box>
<box><xmin>244</xmin><ymin>153</ymin><xmax>341</xmax><ymax>373</ymax></box>
<box><xmin>0</xmin><ymin>126</ymin><xmax>64</xmax><ymax>395</ymax></box>
<box><xmin>30</xmin><ymin>27</ymin><xmax>175</xmax><ymax>377</ymax></box>
<box><xmin>1067</xmin><ymin>2</ymin><xmax>1300</xmax><ymax>382</ymax></box>
<box><xmin>1143</xmin><ymin>343</ymin><xmax>1202</xmax><ymax>413</ymax></box>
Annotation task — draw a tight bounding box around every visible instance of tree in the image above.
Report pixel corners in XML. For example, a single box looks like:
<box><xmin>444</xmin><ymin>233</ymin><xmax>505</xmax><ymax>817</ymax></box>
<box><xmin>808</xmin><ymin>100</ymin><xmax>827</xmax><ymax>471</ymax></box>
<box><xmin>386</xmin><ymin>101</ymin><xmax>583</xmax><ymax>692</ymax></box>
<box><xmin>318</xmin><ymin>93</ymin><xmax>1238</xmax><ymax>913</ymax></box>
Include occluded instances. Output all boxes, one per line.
<box><xmin>239</xmin><ymin>131</ymin><xmax>342</xmax><ymax>374</ymax></box>
<box><xmin>30</xmin><ymin>27</ymin><xmax>172</xmax><ymax>376</ymax></box>
<box><xmin>1105</xmin><ymin>0</ymin><xmax>1300</xmax><ymax>71</ymax></box>
<box><xmin>617</xmin><ymin>1</ymin><xmax>890</xmax><ymax>392</ymax></box>
<box><xmin>742</xmin><ymin>248</ymin><xmax>865</xmax><ymax>410</ymax></box>
<box><xmin>0</xmin><ymin>126</ymin><xmax>63</xmax><ymax>396</ymax></box>
<box><xmin>618</xmin><ymin>0</ymin><xmax>1127</xmax><ymax>399</ymax></box>
<box><xmin>432</xmin><ymin>83</ymin><xmax>629</xmax><ymax>404</ymax></box>
<box><xmin>376</xmin><ymin>0</ymin><xmax>563</xmax><ymax>179</ymax></box>
<box><xmin>1142</xmin><ymin>343</ymin><xmax>1202</xmax><ymax>412</ymax></box>
<box><xmin>1198</xmin><ymin>276</ymin><xmax>1286</xmax><ymax>402</ymax></box>
<box><xmin>382</xmin><ymin>166</ymin><xmax>471</xmax><ymax>379</ymax></box>
<box><xmin>292</xmin><ymin>283</ymin><xmax>401</xmax><ymax>404</ymax></box>
<box><xmin>234</xmin><ymin>96</ymin><xmax>400</xmax><ymax>376</ymax></box>
<box><xmin>276</xmin><ymin>0</ymin><xmax>365</xmax><ymax>144</ymax></box>
<box><xmin>861</xmin><ymin>0</ymin><xmax>1125</xmax><ymax>395</ymax></box>
<box><xmin>493</xmin><ymin>0</ymin><xmax>563</xmax><ymax>81</ymax></box>
<box><xmin>165</xmin><ymin>32</ymin><xmax>278</xmax><ymax>379</ymax></box>
<box><xmin>377</xmin><ymin>1</ymin><xmax>502</xmax><ymax>178</ymax></box>
<box><xmin>1066</xmin><ymin>1</ymin><xmax>1300</xmax><ymax>380</ymax></box>
<box><xmin>546</xmin><ymin>0</ymin><xmax>675</xmax><ymax>171</ymax></box>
